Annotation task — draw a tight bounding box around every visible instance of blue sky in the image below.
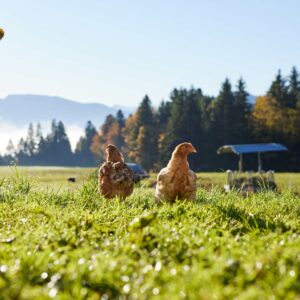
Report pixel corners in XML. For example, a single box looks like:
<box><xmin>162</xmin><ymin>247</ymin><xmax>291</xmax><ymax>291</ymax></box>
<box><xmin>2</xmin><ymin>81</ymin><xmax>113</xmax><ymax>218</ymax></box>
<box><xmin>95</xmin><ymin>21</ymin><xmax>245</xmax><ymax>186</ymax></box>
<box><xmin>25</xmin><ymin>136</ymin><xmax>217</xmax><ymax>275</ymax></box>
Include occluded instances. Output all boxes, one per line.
<box><xmin>1</xmin><ymin>0</ymin><xmax>300</xmax><ymax>106</ymax></box>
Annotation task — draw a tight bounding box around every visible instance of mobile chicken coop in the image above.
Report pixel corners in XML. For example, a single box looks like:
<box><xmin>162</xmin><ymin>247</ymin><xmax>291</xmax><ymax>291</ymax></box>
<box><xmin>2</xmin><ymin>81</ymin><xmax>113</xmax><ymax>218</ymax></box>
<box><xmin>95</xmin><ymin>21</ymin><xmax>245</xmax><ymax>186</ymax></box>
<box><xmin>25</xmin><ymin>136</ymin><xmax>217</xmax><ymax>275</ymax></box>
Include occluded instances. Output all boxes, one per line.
<box><xmin>217</xmin><ymin>143</ymin><xmax>288</xmax><ymax>193</ymax></box>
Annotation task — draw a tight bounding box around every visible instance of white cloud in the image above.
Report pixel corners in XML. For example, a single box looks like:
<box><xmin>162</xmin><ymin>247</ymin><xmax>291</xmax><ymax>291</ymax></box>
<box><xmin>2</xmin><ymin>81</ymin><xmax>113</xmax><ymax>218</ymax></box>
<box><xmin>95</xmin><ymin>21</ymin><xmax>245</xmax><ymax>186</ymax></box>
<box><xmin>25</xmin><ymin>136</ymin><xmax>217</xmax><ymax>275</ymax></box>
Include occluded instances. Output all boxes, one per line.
<box><xmin>0</xmin><ymin>122</ymin><xmax>28</xmax><ymax>155</ymax></box>
<box><xmin>0</xmin><ymin>121</ymin><xmax>84</xmax><ymax>155</ymax></box>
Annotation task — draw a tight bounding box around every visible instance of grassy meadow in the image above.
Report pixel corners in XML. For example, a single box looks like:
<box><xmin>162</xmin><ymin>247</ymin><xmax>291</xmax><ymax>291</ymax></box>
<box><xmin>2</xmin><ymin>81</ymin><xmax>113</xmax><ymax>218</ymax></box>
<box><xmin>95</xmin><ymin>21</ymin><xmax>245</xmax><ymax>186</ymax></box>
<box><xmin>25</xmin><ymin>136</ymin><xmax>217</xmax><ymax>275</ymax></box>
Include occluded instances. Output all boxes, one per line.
<box><xmin>0</xmin><ymin>167</ymin><xmax>300</xmax><ymax>299</ymax></box>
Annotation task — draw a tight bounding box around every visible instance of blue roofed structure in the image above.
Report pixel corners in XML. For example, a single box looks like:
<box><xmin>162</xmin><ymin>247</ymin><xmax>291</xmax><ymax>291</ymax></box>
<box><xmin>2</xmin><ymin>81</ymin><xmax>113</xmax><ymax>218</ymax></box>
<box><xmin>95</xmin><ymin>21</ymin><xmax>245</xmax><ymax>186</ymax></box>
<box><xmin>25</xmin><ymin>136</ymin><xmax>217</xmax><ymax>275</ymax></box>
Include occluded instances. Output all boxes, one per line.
<box><xmin>217</xmin><ymin>143</ymin><xmax>288</xmax><ymax>172</ymax></box>
<box><xmin>217</xmin><ymin>143</ymin><xmax>288</xmax><ymax>155</ymax></box>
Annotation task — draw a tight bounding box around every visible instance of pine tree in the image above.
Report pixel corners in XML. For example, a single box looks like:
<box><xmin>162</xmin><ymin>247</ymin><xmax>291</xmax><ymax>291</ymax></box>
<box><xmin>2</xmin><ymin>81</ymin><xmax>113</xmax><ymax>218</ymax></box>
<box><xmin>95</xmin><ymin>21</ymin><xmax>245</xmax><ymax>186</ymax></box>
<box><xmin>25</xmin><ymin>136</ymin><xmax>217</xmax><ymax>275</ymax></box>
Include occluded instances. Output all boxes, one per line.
<box><xmin>159</xmin><ymin>88</ymin><xmax>203</xmax><ymax>168</ymax></box>
<box><xmin>289</xmin><ymin>66</ymin><xmax>300</xmax><ymax>108</ymax></box>
<box><xmin>210</xmin><ymin>79</ymin><xmax>236</xmax><ymax>145</ymax></box>
<box><xmin>35</xmin><ymin>123</ymin><xmax>43</xmax><ymax>151</ymax></box>
<box><xmin>25</xmin><ymin>123</ymin><xmax>35</xmax><ymax>156</ymax></box>
<box><xmin>268</xmin><ymin>70</ymin><xmax>289</xmax><ymax>107</ymax></box>
<box><xmin>157</xmin><ymin>100</ymin><xmax>171</xmax><ymax>130</ymax></box>
<box><xmin>135</xmin><ymin>95</ymin><xmax>154</xmax><ymax>126</ymax></box>
<box><xmin>75</xmin><ymin>121</ymin><xmax>97</xmax><ymax>166</ymax></box>
<box><xmin>234</xmin><ymin>78</ymin><xmax>251</xmax><ymax>143</ymax></box>
<box><xmin>15</xmin><ymin>138</ymin><xmax>27</xmax><ymax>164</ymax></box>
<box><xmin>6</xmin><ymin>139</ymin><xmax>16</xmax><ymax>157</ymax></box>
<box><xmin>43</xmin><ymin>120</ymin><xmax>73</xmax><ymax>166</ymax></box>
<box><xmin>116</xmin><ymin>110</ymin><xmax>126</xmax><ymax>128</ymax></box>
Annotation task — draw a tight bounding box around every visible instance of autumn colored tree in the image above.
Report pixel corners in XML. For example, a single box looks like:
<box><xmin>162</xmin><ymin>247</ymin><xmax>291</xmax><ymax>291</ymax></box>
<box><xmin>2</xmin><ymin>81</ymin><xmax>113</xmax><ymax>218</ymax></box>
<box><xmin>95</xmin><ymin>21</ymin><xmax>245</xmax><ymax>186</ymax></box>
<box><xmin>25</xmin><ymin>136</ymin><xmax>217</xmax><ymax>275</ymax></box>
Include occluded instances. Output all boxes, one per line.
<box><xmin>252</xmin><ymin>95</ymin><xmax>300</xmax><ymax>170</ymax></box>
<box><xmin>90</xmin><ymin>111</ymin><xmax>126</xmax><ymax>163</ymax></box>
<box><xmin>123</xmin><ymin>95</ymin><xmax>158</xmax><ymax>170</ymax></box>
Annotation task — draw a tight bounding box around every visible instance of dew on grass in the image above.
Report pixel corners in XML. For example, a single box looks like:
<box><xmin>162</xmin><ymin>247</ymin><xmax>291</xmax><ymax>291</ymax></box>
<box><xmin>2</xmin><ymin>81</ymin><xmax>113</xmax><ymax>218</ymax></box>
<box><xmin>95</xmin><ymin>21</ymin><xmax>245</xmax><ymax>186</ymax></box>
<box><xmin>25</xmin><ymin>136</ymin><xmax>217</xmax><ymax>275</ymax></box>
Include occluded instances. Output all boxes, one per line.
<box><xmin>101</xmin><ymin>294</ymin><xmax>109</xmax><ymax>300</ymax></box>
<box><xmin>179</xmin><ymin>290</ymin><xmax>186</xmax><ymax>298</ymax></box>
<box><xmin>183</xmin><ymin>265</ymin><xmax>190</xmax><ymax>272</ymax></box>
<box><xmin>110</xmin><ymin>261</ymin><xmax>117</xmax><ymax>268</ymax></box>
<box><xmin>81</xmin><ymin>288</ymin><xmax>88</xmax><ymax>297</ymax></box>
<box><xmin>123</xmin><ymin>283</ymin><xmax>131</xmax><ymax>293</ymax></box>
<box><xmin>170</xmin><ymin>268</ymin><xmax>177</xmax><ymax>275</ymax></box>
<box><xmin>289</xmin><ymin>270</ymin><xmax>295</xmax><ymax>277</ymax></box>
<box><xmin>0</xmin><ymin>265</ymin><xmax>7</xmax><ymax>273</ymax></box>
<box><xmin>88</xmin><ymin>265</ymin><xmax>94</xmax><ymax>271</ymax></box>
<box><xmin>121</xmin><ymin>275</ymin><xmax>130</xmax><ymax>282</ymax></box>
<box><xmin>255</xmin><ymin>262</ymin><xmax>263</xmax><ymax>270</ymax></box>
<box><xmin>49</xmin><ymin>288</ymin><xmax>58</xmax><ymax>298</ymax></box>
<box><xmin>51</xmin><ymin>274</ymin><xmax>61</xmax><ymax>282</ymax></box>
<box><xmin>155</xmin><ymin>261</ymin><xmax>162</xmax><ymax>272</ymax></box>
<box><xmin>20</xmin><ymin>218</ymin><xmax>27</xmax><ymax>224</ymax></box>
<box><xmin>143</xmin><ymin>264</ymin><xmax>153</xmax><ymax>273</ymax></box>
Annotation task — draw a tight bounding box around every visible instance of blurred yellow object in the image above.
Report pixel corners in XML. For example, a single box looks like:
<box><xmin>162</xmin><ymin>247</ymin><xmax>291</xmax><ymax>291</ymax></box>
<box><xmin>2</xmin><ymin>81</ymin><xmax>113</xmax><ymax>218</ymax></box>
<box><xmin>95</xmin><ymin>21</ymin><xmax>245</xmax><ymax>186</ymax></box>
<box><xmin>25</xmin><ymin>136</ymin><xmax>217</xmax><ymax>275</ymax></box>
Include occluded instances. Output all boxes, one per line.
<box><xmin>0</xmin><ymin>28</ymin><xmax>5</xmax><ymax>40</ymax></box>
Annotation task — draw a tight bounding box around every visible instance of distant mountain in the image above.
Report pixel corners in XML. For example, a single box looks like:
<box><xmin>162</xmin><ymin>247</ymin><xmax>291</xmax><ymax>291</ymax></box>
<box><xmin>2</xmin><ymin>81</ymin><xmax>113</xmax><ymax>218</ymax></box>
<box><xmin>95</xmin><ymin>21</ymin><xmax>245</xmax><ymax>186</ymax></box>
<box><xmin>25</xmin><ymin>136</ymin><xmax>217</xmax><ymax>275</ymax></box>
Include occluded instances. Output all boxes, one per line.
<box><xmin>0</xmin><ymin>95</ymin><xmax>134</xmax><ymax>127</ymax></box>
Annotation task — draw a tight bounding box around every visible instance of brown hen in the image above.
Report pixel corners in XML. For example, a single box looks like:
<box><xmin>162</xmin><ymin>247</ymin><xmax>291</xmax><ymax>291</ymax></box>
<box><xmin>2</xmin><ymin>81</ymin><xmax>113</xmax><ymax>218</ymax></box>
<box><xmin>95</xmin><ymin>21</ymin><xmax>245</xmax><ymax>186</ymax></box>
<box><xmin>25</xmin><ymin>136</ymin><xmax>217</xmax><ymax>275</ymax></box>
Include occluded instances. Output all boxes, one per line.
<box><xmin>155</xmin><ymin>142</ymin><xmax>197</xmax><ymax>203</ymax></box>
<box><xmin>98</xmin><ymin>144</ymin><xmax>134</xmax><ymax>199</ymax></box>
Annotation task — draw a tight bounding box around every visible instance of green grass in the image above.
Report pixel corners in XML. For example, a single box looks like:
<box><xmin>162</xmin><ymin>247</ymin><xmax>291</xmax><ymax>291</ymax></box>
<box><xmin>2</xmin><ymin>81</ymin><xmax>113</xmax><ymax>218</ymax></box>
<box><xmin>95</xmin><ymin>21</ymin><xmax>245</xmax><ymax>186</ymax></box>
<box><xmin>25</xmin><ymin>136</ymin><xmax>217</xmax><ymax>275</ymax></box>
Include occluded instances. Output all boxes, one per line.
<box><xmin>0</xmin><ymin>166</ymin><xmax>94</xmax><ymax>192</ymax></box>
<box><xmin>0</xmin><ymin>167</ymin><xmax>300</xmax><ymax>299</ymax></box>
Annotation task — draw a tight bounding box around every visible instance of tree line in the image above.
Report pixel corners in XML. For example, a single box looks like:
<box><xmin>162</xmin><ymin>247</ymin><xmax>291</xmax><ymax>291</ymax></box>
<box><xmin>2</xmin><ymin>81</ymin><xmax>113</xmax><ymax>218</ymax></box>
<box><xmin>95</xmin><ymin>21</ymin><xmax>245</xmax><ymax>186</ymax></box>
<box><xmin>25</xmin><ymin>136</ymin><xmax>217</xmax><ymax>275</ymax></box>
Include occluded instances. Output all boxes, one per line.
<box><xmin>1</xmin><ymin>67</ymin><xmax>299</xmax><ymax>171</ymax></box>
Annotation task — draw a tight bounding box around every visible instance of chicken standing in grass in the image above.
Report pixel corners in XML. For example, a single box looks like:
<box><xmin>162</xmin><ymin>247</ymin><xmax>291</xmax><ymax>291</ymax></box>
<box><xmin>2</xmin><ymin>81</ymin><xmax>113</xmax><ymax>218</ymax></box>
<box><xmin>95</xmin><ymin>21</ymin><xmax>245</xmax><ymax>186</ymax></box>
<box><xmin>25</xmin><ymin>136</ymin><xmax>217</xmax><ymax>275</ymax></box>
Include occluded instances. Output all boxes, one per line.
<box><xmin>98</xmin><ymin>144</ymin><xmax>134</xmax><ymax>199</ymax></box>
<box><xmin>155</xmin><ymin>142</ymin><xmax>197</xmax><ymax>203</ymax></box>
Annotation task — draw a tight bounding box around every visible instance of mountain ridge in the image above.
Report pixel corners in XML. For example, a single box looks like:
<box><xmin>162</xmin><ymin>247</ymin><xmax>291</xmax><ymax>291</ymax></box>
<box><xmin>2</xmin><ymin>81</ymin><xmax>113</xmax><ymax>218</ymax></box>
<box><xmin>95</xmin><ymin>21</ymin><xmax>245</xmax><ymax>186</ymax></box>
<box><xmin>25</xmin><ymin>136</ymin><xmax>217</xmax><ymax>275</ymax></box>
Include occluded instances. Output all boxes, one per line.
<box><xmin>0</xmin><ymin>94</ymin><xmax>134</xmax><ymax>127</ymax></box>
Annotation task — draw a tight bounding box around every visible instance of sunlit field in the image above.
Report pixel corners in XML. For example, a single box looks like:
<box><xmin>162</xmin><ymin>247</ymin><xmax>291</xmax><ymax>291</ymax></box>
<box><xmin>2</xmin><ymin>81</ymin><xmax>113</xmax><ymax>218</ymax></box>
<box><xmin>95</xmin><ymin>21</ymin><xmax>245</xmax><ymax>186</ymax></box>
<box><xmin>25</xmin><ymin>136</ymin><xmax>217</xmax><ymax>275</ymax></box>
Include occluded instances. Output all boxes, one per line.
<box><xmin>0</xmin><ymin>166</ymin><xmax>299</xmax><ymax>192</ymax></box>
<box><xmin>0</xmin><ymin>167</ymin><xmax>300</xmax><ymax>299</ymax></box>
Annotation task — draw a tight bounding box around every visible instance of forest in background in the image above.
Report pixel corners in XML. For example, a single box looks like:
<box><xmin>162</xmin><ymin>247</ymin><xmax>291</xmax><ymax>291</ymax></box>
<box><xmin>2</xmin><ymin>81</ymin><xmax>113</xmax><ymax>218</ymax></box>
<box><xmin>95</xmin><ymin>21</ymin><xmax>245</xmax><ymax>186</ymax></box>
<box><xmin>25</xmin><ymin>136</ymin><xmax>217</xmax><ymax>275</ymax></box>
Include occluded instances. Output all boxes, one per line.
<box><xmin>1</xmin><ymin>67</ymin><xmax>299</xmax><ymax>171</ymax></box>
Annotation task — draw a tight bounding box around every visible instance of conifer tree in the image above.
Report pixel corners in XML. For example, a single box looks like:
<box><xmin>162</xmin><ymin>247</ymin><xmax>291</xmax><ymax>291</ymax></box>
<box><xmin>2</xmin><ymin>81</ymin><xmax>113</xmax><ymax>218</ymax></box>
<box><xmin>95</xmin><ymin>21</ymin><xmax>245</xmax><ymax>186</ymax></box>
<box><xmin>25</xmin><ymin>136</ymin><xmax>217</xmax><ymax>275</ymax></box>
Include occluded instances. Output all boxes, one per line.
<box><xmin>210</xmin><ymin>79</ymin><xmax>236</xmax><ymax>145</ymax></box>
<box><xmin>268</xmin><ymin>70</ymin><xmax>289</xmax><ymax>107</ymax></box>
<box><xmin>6</xmin><ymin>139</ymin><xmax>15</xmax><ymax>157</ymax></box>
<box><xmin>159</xmin><ymin>88</ymin><xmax>203</xmax><ymax>168</ymax></box>
<box><xmin>157</xmin><ymin>100</ymin><xmax>172</xmax><ymax>131</ymax></box>
<box><xmin>116</xmin><ymin>110</ymin><xmax>126</xmax><ymax>128</ymax></box>
<box><xmin>75</xmin><ymin>121</ymin><xmax>97</xmax><ymax>166</ymax></box>
<box><xmin>25</xmin><ymin>123</ymin><xmax>35</xmax><ymax>156</ymax></box>
<box><xmin>289</xmin><ymin>66</ymin><xmax>300</xmax><ymax>108</ymax></box>
<box><xmin>43</xmin><ymin>120</ymin><xmax>73</xmax><ymax>165</ymax></box>
<box><xmin>234</xmin><ymin>78</ymin><xmax>251</xmax><ymax>143</ymax></box>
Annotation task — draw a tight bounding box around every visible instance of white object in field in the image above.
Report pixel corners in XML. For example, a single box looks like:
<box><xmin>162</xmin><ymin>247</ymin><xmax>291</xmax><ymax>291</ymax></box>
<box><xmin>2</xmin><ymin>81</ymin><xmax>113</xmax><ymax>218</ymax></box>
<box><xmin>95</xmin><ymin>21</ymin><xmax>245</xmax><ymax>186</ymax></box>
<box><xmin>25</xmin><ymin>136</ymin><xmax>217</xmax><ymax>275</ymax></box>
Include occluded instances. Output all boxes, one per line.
<box><xmin>225</xmin><ymin>170</ymin><xmax>233</xmax><ymax>192</ymax></box>
<box><xmin>267</xmin><ymin>170</ymin><xmax>275</xmax><ymax>183</ymax></box>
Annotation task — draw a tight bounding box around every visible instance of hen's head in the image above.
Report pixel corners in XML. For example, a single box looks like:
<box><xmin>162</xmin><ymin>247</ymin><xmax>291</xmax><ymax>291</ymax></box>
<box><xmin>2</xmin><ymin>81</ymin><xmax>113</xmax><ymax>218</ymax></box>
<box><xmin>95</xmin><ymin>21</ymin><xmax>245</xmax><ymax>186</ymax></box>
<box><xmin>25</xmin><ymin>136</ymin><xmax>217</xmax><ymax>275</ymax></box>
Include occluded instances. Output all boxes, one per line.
<box><xmin>172</xmin><ymin>142</ymin><xmax>197</xmax><ymax>157</ymax></box>
<box><xmin>105</xmin><ymin>144</ymin><xmax>124</xmax><ymax>163</ymax></box>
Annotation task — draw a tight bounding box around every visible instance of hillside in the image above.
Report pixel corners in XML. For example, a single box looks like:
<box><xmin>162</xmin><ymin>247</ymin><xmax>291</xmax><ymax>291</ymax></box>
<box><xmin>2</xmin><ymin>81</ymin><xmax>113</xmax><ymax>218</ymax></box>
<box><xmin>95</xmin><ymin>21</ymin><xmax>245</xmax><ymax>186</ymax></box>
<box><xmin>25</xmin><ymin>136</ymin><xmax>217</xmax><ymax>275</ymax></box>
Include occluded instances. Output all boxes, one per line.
<box><xmin>0</xmin><ymin>94</ymin><xmax>134</xmax><ymax>126</ymax></box>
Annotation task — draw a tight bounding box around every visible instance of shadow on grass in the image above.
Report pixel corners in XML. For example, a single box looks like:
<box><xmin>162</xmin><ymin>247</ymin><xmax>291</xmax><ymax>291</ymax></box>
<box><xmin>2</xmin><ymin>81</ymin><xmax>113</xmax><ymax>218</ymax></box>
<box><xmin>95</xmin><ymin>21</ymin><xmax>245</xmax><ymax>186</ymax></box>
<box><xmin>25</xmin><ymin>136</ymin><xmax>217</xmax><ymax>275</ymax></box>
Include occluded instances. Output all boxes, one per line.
<box><xmin>216</xmin><ymin>204</ymin><xmax>290</xmax><ymax>234</ymax></box>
